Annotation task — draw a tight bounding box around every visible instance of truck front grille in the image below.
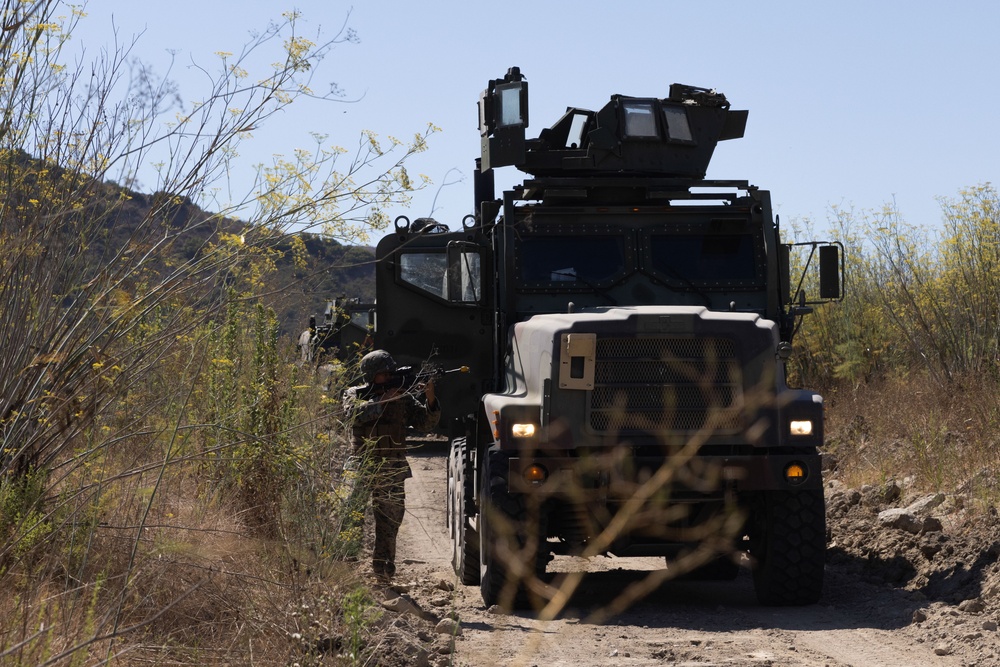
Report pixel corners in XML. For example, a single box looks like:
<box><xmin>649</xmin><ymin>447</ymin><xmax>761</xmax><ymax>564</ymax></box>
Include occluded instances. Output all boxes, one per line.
<box><xmin>589</xmin><ymin>337</ymin><xmax>743</xmax><ymax>434</ymax></box>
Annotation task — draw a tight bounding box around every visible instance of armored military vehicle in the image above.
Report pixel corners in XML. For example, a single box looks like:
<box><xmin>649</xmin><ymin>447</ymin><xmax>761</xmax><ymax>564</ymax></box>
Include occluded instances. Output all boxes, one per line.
<box><xmin>304</xmin><ymin>297</ymin><xmax>375</xmax><ymax>363</ymax></box>
<box><xmin>372</xmin><ymin>67</ymin><xmax>842</xmax><ymax>608</ymax></box>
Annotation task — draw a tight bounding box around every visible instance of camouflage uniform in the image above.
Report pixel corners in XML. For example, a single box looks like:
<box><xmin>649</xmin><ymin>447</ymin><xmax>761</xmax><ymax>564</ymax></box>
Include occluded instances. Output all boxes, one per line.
<box><xmin>343</xmin><ymin>372</ymin><xmax>440</xmax><ymax>578</ymax></box>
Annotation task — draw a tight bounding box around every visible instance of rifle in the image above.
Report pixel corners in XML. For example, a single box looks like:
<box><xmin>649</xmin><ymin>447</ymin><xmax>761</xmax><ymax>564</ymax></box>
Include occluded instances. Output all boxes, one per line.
<box><xmin>358</xmin><ymin>363</ymin><xmax>469</xmax><ymax>399</ymax></box>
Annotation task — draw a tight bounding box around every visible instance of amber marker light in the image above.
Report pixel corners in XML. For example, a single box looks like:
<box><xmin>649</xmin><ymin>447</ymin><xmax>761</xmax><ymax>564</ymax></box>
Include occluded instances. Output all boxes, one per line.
<box><xmin>784</xmin><ymin>462</ymin><xmax>807</xmax><ymax>485</ymax></box>
<box><xmin>524</xmin><ymin>464</ymin><xmax>548</xmax><ymax>485</ymax></box>
<box><xmin>492</xmin><ymin>410</ymin><xmax>500</xmax><ymax>440</ymax></box>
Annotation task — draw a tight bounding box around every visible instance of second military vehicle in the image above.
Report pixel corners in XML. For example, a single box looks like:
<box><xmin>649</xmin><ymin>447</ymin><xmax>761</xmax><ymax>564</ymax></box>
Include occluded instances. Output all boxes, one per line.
<box><xmin>371</xmin><ymin>67</ymin><xmax>842</xmax><ymax>608</ymax></box>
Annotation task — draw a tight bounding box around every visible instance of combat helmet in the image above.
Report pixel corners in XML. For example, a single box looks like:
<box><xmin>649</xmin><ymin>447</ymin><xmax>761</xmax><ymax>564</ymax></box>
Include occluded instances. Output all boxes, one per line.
<box><xmin>360</xmin><ymin>349</ymin><xmax>396</xmax><ymax>383</ymax></box>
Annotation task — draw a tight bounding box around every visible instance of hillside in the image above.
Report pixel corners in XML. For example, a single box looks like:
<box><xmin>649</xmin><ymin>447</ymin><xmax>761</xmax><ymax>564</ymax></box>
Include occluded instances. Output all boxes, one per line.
<box><xmin>267</xmin><ymin>233</ymin><xmax>376</xmax><ymax>337</ymax></box>
<box><xmin>77</xmin><ymin>170</ymin><xmax>378</xmax><ymax>336</ymax></box>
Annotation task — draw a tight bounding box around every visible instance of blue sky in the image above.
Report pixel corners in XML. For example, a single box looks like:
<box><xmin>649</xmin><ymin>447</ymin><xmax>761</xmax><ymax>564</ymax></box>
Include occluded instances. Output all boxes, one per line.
<box><xmin>71</xmin><ymin>1</ymin><xmax>1000</xmax><ymax>234</ymax></box>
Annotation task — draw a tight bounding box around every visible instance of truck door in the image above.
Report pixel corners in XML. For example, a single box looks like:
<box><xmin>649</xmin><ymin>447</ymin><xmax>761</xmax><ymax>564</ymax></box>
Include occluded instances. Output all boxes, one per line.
<box><xmin>374</xmin><ymin>225</ymin><xmax>493</xmax><ymax>437</ymax></box>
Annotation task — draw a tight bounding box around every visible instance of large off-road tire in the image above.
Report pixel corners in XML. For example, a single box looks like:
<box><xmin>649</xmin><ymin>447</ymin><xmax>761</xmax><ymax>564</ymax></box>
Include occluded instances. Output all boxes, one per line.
<box><xmin>448</xmin><ymin>438</ymin><xmax>479</xmax><ymax>585</ymax></box>
<box><xmin>446</xmin><ymin>447</ymin><xmax>454</xmax><ymax>533</ymax></box>
<box><xmin>750</xmin><ymin>489</ymin><xmax>826</xmax><ymax>606</ymax></box>
<box><xmin>479</xmin><ymin>449</ymin><xmax>548</xmax><ymax>611</ymax></box>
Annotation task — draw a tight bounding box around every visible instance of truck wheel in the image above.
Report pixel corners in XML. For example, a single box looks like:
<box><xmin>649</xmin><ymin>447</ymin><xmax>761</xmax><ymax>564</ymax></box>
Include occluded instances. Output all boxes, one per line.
<box><xmin>750</xmin><ymin>489</ymin><xmax>826</xmax><ymax>606</ymax></box>
<box><xmin>479</xmin><ymin>450</ymin><xmax>547</xmax><ymax>610</ymax></box>
<box><xmin>448</xmin><ymin>438</ymin><xmax>479</xmax><ymax>585</ymax></box>
<box><xmin>446</xmin><ymin>447</ymin><xmax>454</xmax><ymax>534</ymax></box>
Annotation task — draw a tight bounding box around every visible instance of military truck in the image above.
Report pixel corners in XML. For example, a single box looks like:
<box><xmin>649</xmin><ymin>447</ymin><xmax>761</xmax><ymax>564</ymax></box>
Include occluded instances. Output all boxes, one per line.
<box><xmin>305</xmin><ymin>297</ymin><xmax>375</xmax><ymax>363</ymax></box>
<box><xmin>372</xmin><ymin>67</ymin><xmax>842</xmax><ymax>608</ymax></box>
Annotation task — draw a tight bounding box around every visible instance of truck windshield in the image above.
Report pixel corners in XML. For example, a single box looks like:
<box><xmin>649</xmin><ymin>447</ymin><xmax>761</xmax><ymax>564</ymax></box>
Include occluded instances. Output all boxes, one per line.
<box><xmin>648</xmin><ymin>232</ymin><xmax>761</xmax><ymax>286</ymax></box>
<box><xmin>519</xmin><ymin>235</ymin><xmax>625</xmax><ymax>285</ymax></box>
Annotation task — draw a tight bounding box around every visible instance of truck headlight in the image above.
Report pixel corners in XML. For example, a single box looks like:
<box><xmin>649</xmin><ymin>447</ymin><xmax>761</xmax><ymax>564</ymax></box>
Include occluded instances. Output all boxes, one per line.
<box><xmin>511</xmin><ymin>423</ymin><xmax>536</xmax><ymax>438</ymax></box>
<box><xmin>789</xmin><ymin>420</ymin><xmax>813</xmax><ymax>436</ymax></box>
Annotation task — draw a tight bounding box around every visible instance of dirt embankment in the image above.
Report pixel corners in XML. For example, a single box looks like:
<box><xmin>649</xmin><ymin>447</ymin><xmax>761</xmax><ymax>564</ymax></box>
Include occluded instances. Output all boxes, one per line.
<box><xmin>364</xmin><ymin>446</ymin><xmax>1000</xmax><ymax>667</ymax></box>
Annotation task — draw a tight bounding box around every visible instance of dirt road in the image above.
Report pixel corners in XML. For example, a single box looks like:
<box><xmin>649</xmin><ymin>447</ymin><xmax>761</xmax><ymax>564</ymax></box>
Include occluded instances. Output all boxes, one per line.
<box><xmin>391</xmin><ymin>445</ymin><xmax>996</xmax><ymax>667</ymax></box>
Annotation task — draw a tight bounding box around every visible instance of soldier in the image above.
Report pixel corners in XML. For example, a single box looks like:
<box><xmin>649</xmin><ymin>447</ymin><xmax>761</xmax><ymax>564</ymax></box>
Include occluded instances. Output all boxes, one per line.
<box><xmin>342</xmin><ymin>350</ymin><xmax>441</xmax><ymax>580</ymax></box>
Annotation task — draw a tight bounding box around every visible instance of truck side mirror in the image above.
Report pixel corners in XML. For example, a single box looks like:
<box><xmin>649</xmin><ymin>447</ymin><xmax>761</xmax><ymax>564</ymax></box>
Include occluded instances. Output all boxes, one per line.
<box><xmin>779</xmin><ymin>244</ymin><xmax>791</xmax><ymax>306</ymax></box>
<box><xmin>447</xmin><ymin>242</ymin><xmax>482</xmax><ymax>304</ymax></box>
<box><xmin>819</xmin><ymin>244</ymin><xmax>841</xmax><ymax>300</ymax></box>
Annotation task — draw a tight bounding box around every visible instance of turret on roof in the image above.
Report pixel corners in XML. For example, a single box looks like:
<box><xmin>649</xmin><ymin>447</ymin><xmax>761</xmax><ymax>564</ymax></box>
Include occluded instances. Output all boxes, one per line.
<box><xmin>480</xmin><ymin>67</ymin><xmax>748</xmax><ymax>179</ymax></box>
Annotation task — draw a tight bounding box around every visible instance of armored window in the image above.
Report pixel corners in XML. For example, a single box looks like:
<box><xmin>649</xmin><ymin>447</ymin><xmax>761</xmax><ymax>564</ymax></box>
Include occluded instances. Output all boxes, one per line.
<box><xmin>647</xmin><ymin>229</ymin><xmax>764</xmax><ymax>288</ymax></box>
<box><xmin>399</xmin><ymin>251</ymin><xmax>480</xmax><ymax>303</ymax></box>
<box><xmin>346</xmin><ymin>309</ymin><xmax>370</xmax><ymax>329</ymax></box>
<box><xmin>622</xmin><ymin>101</ymin><xmax>659</xmax><ymax>139</ymax></box>
<box><xmin>566</xmin><ymin>112</ymin><xmax>588</xmax><ymax>148</ymax></box>
<box><xmin>518</xmin><ymin>235</ymin><xmax>626</xmax><ymax>286</ymax></box>
<box><xmin>662</xmin><ymin>106</ymin><xmax>694</xmax><ymax>143</ymax></box>
<box><xmin>496</xmin><ymin>82</ymin><xmax>526</xmax><ymax>128</ymax></box>
<box><xmin>400</xmin><ymin>252</ymin><xmax>448</xmax><ymax>299</ymax></box>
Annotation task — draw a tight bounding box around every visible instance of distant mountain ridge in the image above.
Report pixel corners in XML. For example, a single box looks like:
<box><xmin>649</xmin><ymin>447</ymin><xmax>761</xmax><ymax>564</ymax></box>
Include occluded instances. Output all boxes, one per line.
<box><xmin>4</xmin><ymin>147</ymin><xmax>376</xmax><ymax>337</ymax></box>
<box><xmin>99</xmin><ymin>182</ymin><xmax>376</xmax><ymax>337</ymax></box>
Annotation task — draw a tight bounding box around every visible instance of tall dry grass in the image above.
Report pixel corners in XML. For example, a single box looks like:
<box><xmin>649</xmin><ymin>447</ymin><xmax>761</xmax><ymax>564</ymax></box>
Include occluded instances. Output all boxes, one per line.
<box><xmin>823</xmin><ymin>373</ymin><xmax>1000</xmax><ymax>500</ymax></box>
<box><xmin>791</xmin><ymin>184</ymin><xmax>1000</xmax><ymax>502</ymax></box>
<box><xmin>0</xmin><ymin>2</ymin><xmax>426</xmax><ymax>664</ymax></box>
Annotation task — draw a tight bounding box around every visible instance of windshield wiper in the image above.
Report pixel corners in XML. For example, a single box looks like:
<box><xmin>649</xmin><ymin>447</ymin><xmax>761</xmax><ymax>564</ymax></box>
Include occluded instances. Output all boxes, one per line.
<box><xmin>550</xmin><ymin>269</ymin><xmax>619</xmax><ymax>306</ymax></box>
<box><xmin>646</xmin><ymin>268</ymin><xmax>712</xmax><ymax>307</ymax></box>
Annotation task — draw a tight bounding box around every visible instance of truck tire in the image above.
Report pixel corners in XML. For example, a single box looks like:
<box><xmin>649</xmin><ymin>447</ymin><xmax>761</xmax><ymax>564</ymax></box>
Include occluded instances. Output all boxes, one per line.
<box><xmin>750</xmin><ymin>489</ymin><xmax>826</xmax><ymax>606</ymax></box>
<box><xmin>479</xmin><ymin>450</ymin><xmax>547</xmax><ymax>610</ymax></box>
<box><xmin>446</xmin><ymin>447</ymin><xmax>454</xmax><ymax>533</ymax></box>
<box><xmin>448</xmin><ymin>438</ymin><xmax>479</xmax><ymax>585</ymax></box>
